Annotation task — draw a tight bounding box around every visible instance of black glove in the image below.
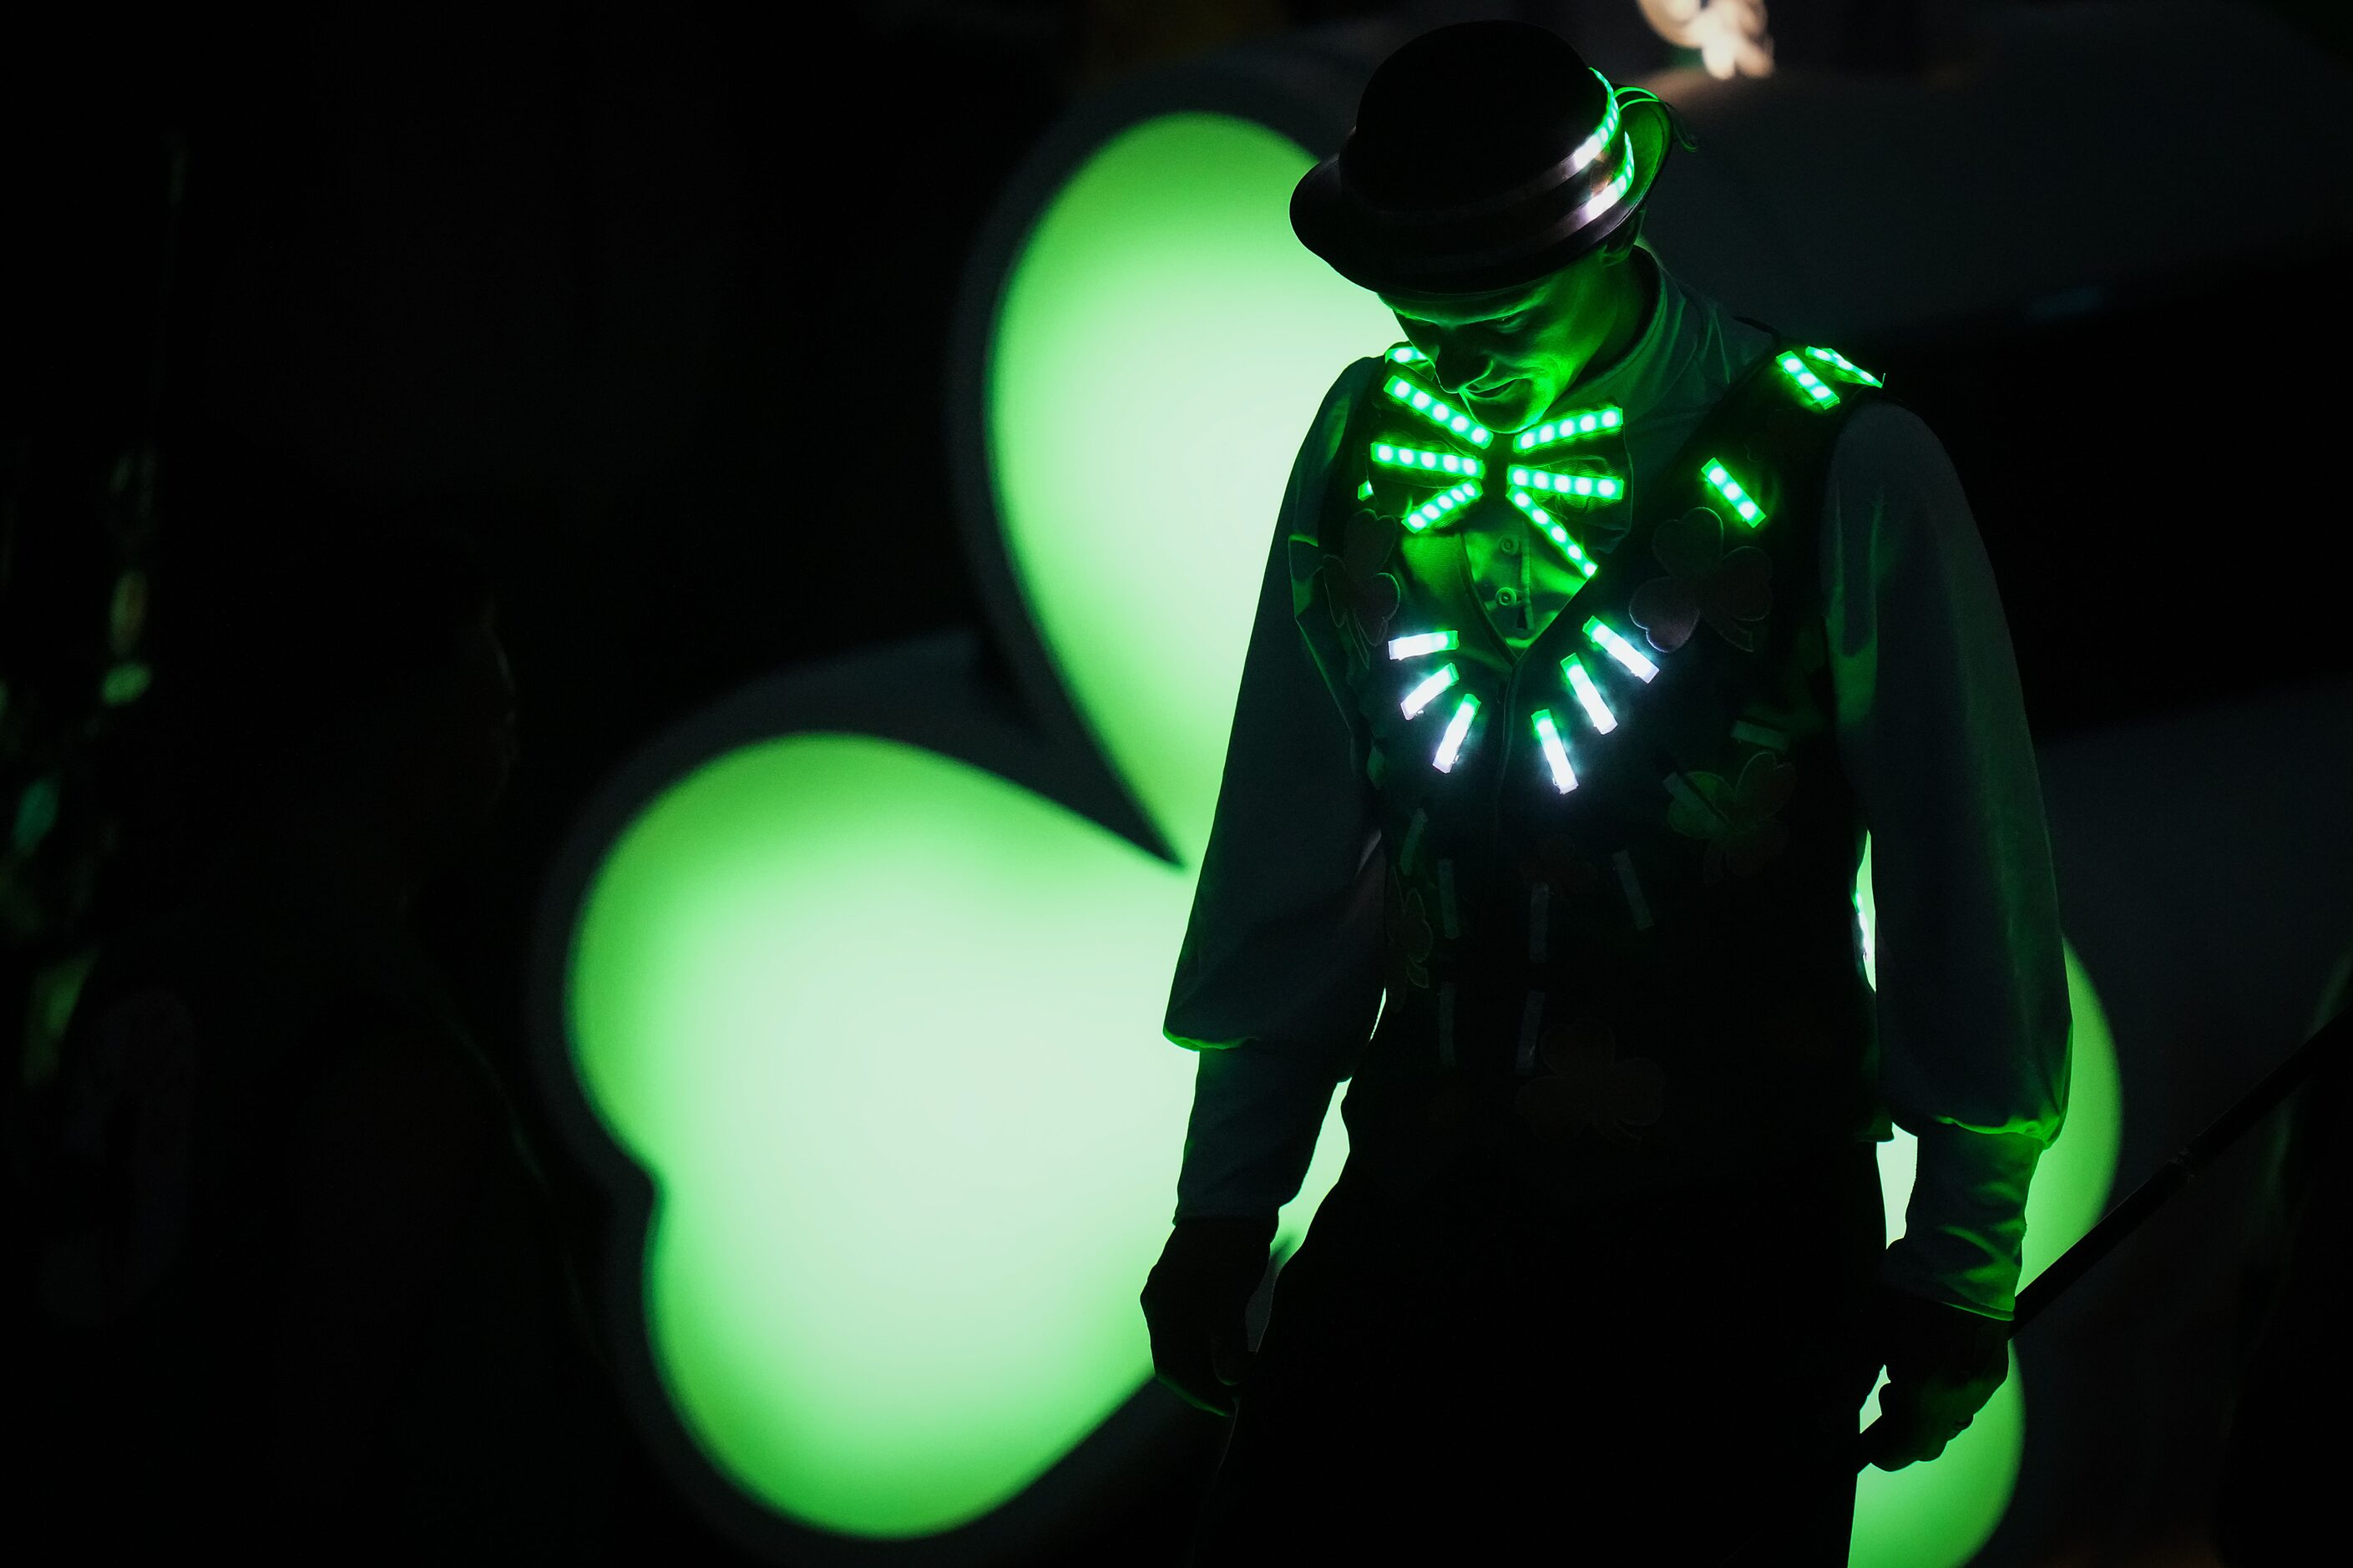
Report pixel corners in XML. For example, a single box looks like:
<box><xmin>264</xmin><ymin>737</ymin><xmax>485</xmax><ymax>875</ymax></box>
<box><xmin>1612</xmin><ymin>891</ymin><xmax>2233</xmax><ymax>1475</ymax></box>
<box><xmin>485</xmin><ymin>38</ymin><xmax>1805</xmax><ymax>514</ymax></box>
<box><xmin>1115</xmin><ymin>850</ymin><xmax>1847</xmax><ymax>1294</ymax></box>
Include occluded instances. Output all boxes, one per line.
<box><xmin>1860</xmin><ymin>1282</ymin><xmax>2011</xmax><ymax>1470</ymax></box>
<box><xmin>1140</xmin><ymin>1215</ymin><xmax>1278</xmax><ymax>1419</ymax></box>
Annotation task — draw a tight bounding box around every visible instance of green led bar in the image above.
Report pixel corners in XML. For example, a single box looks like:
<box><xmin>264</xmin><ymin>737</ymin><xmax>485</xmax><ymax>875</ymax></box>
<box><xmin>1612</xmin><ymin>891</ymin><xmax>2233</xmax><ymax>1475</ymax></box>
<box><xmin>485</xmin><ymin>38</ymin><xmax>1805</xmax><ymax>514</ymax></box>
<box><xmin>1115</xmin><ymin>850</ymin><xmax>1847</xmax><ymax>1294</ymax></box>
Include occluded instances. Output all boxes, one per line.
<box><xmin>1508</xmin><ymin>465</ymin><xmax>1622</xmax><ymax>501</ymax></box>
<box><xmin>1383</xmin><ymin>375</ymin><xmax>1493</xmax><ymax>448</ymax></box>
<box><xmin>1505</xmin><ymin>490</ymin><xmax>1596</xmax><ymax>578</ymax></box>
<box><xmin>1701</xmin><ymin>458</ymin><xmax>1765</xmax><ymax>527</ymax></box>
<box><xmin>1805</xmin><ymin>346</ymin><xmax>1883</xmax><ymax>387</ymax></box>
<box><xmin>1531</xmin><ymin>710</ymin><xmax>1578</xmax><ymax>793</ymax></box>
<box><xmin>1356</xmin><ymin>479</ymin><xmax>1374</xmax><ymax>500</ymax></box>
<box><xmin>1387</xmin><ymin>343</ymin><xmax>1430</xmax><ymax>366</ymax></box>
<box><xmin>1583</xmin><ymin>616</ymin><xmax>1658</xmax><ymax>683</ymax></box>
<box><xmin>1433</xmin><ymin>694</ymin><xmax>1479</xmax><ymax>772</ymax></box>
<box><xmin>1404</xmin><ymin>480</ymin><xmax>1481</xmax><ymax>532</ymax></box>
<box><xmin>1560</xmin><ymin>655</ymin><xmax>1617</xmax><ymax>734</ymax></box>
<box><xmin>1777</xmin><ymin>352</ymin><xmax>1840</xmax><ymax>410</ymax></box>
<box><xmin>1389</xmin><ymin>630</ymin><xmax>1460</xmax><ymax>660</ymax></box>
<box><xmin>1512</xmin><ymin>405</ymin><xmax>1623</xmax><ymax>452</ymax></box>
<box><xmin>1400</xmin><ymin>662</ymin><xmax>1460</xmax><ymax>720</ymax></box>
<box><xmin>1370</xmin><ymin>441</ymin><xmax>1485</xmax><ymax>480</ymax></box>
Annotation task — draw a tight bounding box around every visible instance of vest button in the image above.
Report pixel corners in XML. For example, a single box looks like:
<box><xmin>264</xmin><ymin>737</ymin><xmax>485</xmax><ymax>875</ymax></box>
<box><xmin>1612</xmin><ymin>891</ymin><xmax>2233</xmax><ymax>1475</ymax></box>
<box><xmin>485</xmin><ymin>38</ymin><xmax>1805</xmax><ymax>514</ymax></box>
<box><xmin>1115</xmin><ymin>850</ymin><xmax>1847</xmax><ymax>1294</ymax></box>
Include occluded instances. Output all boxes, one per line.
<box><xmin>1496</xmin><ymin>588</ymin><xmax>1517</xmax><ymax>604</ymax></box>
<box><xmin>1499</xmin><ymin>535</ymin><xmax>1519</xmax><ymax>554</ymax></box>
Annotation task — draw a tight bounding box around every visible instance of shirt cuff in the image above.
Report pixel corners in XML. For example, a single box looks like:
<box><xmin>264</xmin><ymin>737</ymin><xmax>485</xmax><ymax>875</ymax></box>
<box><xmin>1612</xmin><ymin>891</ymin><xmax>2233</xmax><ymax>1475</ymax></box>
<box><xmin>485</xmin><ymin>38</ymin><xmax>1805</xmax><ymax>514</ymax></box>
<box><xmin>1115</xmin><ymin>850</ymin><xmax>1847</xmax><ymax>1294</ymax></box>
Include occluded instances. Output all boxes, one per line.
<box><xmin>1878</xmin><ymin>1123</ymin><xmax>2047</xmax><ymax>1319</ymax></box>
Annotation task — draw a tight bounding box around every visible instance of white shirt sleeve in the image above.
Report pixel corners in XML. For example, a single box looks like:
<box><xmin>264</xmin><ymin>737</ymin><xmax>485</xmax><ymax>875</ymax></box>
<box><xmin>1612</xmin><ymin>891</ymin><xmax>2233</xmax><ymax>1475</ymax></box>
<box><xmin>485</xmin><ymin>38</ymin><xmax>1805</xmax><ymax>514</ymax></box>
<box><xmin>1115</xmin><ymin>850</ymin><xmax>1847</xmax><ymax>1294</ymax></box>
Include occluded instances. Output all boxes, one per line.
<box><xmin>1821</xmin><ymin>400</ymin><xmax>2074</xmax><ymax>1319</ymax></box>
<box><xmin>1163</xmin><ymin>361</ymin><xmax>1388</xmax><ymax>1224</ymax></box>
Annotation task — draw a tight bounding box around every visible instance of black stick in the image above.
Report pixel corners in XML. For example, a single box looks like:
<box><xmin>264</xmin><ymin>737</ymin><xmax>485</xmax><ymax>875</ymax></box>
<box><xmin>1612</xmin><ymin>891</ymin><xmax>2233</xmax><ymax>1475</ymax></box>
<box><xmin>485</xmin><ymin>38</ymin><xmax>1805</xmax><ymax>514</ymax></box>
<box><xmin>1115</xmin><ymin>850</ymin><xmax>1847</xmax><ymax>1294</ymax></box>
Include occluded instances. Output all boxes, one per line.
<box><xmin>1719</xmin><ymin>999</ymin><xmax>2350</xmax><ymax>1565</ymax></box>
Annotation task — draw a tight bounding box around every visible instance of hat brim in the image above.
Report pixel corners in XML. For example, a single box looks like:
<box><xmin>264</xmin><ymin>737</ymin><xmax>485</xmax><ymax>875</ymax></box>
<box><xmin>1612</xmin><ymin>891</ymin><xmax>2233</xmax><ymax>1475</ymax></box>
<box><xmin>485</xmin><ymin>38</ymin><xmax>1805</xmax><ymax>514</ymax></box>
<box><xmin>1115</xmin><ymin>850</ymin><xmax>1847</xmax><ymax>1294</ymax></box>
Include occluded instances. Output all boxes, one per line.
<box><xmin>1293</xmin><ymin>89</ymin><xmax>1680</xmax><ymax>302</ymax></box>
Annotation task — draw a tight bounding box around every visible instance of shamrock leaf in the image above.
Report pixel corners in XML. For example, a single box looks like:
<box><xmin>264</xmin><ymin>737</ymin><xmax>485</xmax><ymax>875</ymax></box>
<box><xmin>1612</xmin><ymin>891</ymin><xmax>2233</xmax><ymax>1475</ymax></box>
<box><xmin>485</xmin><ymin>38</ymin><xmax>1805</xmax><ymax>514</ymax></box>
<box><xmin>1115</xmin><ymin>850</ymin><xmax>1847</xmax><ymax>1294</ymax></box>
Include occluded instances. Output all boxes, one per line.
<box><xmin>1319</xmin><ymin>508</ymin><xmax>1404</xmax><ymax>673</ymax></box>
<box><xmin>1512</xmin><ymin>1014</ymin><xmax>1667</xmax><ymax>1148</ymax></box>
<box><xmin>1628</xmin><ymin>503</ymin><xmax>1773</xmax><ymax>653</ymax></box>
<box><xmin>546</xmin><ymin>104</ymin><xmax>2125</xmax><ymax>1568</ymax></box>
<box><xmin>1665</xmin><ymin>751</ymin><xmax>1799</xmax><ymax>883</ymax></box>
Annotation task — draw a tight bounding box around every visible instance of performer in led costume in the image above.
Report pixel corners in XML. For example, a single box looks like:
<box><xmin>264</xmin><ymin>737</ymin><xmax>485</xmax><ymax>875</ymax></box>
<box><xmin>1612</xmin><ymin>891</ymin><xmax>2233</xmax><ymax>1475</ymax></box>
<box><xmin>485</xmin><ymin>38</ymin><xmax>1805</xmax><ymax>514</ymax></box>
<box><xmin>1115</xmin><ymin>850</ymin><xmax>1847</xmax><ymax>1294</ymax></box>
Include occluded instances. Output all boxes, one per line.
<box><xmin>1139</xmin><ymin>21</ymin><xmax>2070</xmax><ymax>1565</ymax></box>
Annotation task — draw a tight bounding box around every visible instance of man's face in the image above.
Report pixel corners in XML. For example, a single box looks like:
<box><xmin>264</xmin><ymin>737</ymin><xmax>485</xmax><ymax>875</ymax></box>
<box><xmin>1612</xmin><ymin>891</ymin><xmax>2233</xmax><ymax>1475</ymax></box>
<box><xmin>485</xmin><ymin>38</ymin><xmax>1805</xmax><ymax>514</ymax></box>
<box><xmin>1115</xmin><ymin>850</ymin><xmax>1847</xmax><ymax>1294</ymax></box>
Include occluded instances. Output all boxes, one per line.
<box><xmin>1381</xmin><ymin>242</ymin><xmax>1647</xmax><ymax>436</ymax></box>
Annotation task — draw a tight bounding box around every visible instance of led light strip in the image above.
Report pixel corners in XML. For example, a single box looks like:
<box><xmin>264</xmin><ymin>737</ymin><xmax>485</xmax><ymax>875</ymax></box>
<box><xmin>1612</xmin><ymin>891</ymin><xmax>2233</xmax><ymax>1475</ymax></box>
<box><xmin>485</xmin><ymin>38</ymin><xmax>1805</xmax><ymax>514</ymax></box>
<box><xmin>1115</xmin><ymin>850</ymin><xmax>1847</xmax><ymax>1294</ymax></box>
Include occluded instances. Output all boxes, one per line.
<box><xmin>1584</xmin><ymin>616</ymin><xmax>1658</xmax><ymax>682</ymax></box>
<box><xmin>1389</xmin><ymin>630</ymin><xmax>1460</xmax><ymax>660</ymax></box>
<box><xmin>1434</xmin><ymin>694</ymin><xmax>1479</xmax><ymax>771</ymax></box>
<box><xmin>1509</xmin><ymin>465</ymin><xmax>1622</xmax><ymax>501</ymax></box>
<box><xmin>1777</xmin><ymin>352</ymin><xmax>1839</xmax><ymax>409</ymax></box>
<box><xmin>1805</xmin><ymin>346</ymin><xmax>1882</xmax><ymax>387</ymax></box>
<box><xmin>1559</xmin><ymin>655</ymin><xmax>1617</xmax><ymax>733</ymax></box>
<box><xmin>1370</xmin><ymin>441</ymin><xmax>1485</xmax><ymax>479</ymax></box>
<box><xmin>1383</xmin><ymin>375</ymin><xmax>1493</xmax><ymax>448</ymax></box>
<box><xmin>1387</xmin><ymin>343</ymin><xmax>1430</xmax><ymax>366</ymax></box>
<box><xmin>1400</xmin><ymin>663</ymin><xmax>1460</xmax><ymax>719</ymax></box>
<box><xmin>1566</xmin><ymin>130</ymin><xmax>1638</xmax><ymax>230</ymax></box>
<box><xmin>1513</xmin><ymin>405</ymin><xmax>1623</xmax><ymax>452</ymax></box>
<box><xmin>1702</xmin><ymin>458</ymin><xmax>1765</xmax><ymax>527</ymax></box>
<box><xmin>1531</xmin><ymin>710</ymin><xmax>1578</xmax><ymax>793</ymax></box>
<box><xmin>1506</xmin><ymin>490</ymin><xmax>1598</xmax><ymax>577</ymax></box>
<box><xmin>1404</xmin><ymin>480</ymin><xmax>1481</xmax><ymax>532</ymax></box>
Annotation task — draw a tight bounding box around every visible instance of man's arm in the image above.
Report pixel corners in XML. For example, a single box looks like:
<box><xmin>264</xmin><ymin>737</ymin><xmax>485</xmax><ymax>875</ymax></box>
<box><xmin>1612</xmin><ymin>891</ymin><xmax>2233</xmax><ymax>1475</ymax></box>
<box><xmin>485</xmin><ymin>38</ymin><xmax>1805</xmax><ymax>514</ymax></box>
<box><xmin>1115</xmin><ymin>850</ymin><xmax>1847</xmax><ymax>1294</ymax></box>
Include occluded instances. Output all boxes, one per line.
<box><xmin>1822</xmin><ymin>399</ymin><xmax>2073</xmax><ymax>1322</ymax></box>
<box><xmin>1162</xmin><ymin>358</ymin><xmax>1387</xmax><ymax>1226</ymax></box>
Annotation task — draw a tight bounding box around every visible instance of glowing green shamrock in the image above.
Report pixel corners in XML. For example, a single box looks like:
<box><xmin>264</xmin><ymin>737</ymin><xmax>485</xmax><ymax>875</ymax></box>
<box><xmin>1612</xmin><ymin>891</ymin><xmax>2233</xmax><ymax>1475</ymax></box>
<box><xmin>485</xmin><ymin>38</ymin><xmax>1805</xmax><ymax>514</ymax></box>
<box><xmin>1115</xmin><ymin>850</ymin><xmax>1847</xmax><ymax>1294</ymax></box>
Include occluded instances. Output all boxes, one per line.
<box><xmin>560</xmin><ymin>111</ymin><xmax>2121</xmax><ymax>1566</ymax></box>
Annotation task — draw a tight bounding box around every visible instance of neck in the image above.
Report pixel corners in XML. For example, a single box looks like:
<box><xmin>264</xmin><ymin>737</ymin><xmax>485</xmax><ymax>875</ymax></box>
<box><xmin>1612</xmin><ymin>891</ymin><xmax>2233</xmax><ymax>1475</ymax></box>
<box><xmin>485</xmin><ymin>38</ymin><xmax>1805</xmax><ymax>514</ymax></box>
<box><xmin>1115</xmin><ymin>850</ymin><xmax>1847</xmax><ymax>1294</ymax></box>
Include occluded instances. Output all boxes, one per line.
<box><xmin>1581</xmin><ymin>249</ymin><xmax>1657</xmax><ymax>389</ymax></box>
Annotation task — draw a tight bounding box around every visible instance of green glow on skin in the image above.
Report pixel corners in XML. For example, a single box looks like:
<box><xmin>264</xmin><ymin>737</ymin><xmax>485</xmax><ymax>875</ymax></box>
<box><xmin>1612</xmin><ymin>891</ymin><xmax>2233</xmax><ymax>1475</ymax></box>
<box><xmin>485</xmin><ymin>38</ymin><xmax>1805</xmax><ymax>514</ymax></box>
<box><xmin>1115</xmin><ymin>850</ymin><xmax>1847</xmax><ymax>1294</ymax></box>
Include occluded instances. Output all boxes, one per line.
<box><xmin>566</xmin><ymin>112</ymin><xmax>2123</xmax><ymax>1562</ymax></box>
<box><xmin>1380</xmin><ymin>222</ymin><xmax>1654</xmax><ymax>438</ymax></box>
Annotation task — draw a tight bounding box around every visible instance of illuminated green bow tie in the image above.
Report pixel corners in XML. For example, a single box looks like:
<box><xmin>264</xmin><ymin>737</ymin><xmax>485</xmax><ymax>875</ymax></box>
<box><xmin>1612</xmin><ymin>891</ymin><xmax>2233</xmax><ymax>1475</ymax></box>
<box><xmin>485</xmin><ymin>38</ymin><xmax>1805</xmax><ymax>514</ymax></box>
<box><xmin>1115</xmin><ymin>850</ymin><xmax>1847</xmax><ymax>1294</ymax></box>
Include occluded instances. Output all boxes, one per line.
<box><xmin>1373</xmin><ymin>344</ymin><xmax>1627</xmax><ymax>579</ymax></box>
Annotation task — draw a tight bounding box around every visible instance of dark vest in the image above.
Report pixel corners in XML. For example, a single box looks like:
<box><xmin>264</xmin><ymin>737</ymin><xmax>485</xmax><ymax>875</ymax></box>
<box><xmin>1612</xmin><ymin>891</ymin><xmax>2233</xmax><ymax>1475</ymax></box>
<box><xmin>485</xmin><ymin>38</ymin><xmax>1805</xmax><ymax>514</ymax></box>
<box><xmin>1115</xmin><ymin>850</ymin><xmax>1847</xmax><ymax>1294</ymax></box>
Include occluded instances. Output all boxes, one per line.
<box><xmin>1309</xmin><ymin>336</ymin><xmax>1899</xmax><ymax>1209</ymax></box>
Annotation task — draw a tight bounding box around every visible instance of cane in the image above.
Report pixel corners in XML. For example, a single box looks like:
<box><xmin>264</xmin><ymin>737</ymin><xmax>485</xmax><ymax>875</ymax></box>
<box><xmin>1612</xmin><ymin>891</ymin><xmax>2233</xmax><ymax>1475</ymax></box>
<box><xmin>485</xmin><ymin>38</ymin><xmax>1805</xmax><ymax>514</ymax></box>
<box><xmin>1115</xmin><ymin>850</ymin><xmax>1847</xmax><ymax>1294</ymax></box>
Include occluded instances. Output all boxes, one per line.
<box><xmin>1718</xmin><ymin>999</ymin><xmax>2350</xmax><ymax>1566</ymax></box>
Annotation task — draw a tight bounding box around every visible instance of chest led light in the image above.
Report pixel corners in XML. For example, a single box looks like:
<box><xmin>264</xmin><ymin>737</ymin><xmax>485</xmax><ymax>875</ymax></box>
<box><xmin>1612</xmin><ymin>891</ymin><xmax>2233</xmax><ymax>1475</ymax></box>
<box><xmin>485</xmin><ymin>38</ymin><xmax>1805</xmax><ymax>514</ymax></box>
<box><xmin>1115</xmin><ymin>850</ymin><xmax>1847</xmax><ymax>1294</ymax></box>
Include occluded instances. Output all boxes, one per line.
<box><xmin>1778</xmin><ymin>353</ymin><xmax>1839</xmax><ymax>409</ymax></box>
<box><xmin>1585</xmin><ymin>616</ymin><xmax>1660</xmax><ymax>682</ymax></box>
<box><xmin>1433</xmin><ymin>693</ymin><xmax>1480</xmax><ymax>771</ymax></box>
<box><xmin>1531</xmin><ymin>710</ymin><xmax>1579</xmax><ymax>792</ymax></box>
<box><xmin>1805</xmin><ymin>346</ymin><xmax>1882</xmax><ymax>386</ymax></box>
<box><xmin>1506</xmin><ymin>490</ymin><xmax>1600</xmax><ymax>578</ymax></box>
<box><xmin>1383</xmin><ymin>375</ymin><xmax>1493</xmax><ymax>448</ymax></box>
<box><xmin>1401</xmin><ymin>663</ymin><xmax>1460</xmax><ymax>719</ymax></box>
<box><xmin>1702</xmin><ymin>459</ymin><xmax>1766</xmax><ymax>526</ymax></box>
<box><xmin>1404</xmin><ymin>481</ymin><xmax>1482</xmax><ymax>532</ymax></box>
<box><xmin>1560</xmin><ymin>655</ymin><xmax>1618</xmax><ymax>733</ymax></box>
<box><xmin>1510</xmin><ymin>465</ymin><xmax>1622</xmax><ymax>501</ymax></box>
<box><xmin>1389</xmin><ymin>630</ymin><xmax>1460</xmax><ymax>659</ymax></box>
<box><xmin>1387</xmin><ymin>344</ymin><xmax>1430</xmax><ymax>366</ymax></box>
<box><xmin>1372</xmin><ymin>442</ymin><xmax>1485</xmax><ymax>478</ymax></box>
<box><xmin>1514</xmin><ymin>406</ymin><xmax>1624</xmax><ymax>452</ymax></box>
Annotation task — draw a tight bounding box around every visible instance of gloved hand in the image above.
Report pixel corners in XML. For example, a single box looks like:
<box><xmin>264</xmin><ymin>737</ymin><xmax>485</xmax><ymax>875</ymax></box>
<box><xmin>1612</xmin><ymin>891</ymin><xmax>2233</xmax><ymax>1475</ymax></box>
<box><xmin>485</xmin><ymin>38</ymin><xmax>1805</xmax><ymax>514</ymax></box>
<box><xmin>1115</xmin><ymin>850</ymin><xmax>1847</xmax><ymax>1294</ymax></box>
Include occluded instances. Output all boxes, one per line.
<box><xmin>1140</xmin><ymin>1215</ymin><xmax>1278</xmax><ymax>1418</ymax></box>
<box><xmin>1860</xmin><ymin>1282</ymin><xmax>2012</xmax><ymax>1470</ymax></box>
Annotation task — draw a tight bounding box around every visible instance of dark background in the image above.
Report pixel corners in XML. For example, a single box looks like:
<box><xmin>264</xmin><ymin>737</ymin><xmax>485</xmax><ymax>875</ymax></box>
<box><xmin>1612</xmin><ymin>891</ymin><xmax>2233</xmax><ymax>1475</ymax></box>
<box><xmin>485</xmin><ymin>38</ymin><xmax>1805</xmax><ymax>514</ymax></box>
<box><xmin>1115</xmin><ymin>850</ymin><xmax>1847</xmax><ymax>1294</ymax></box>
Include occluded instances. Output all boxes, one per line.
<box><xmin>5</xmin><ymin>2</ymin><xmax>2350</xmax><ymax>1563</ymax></box>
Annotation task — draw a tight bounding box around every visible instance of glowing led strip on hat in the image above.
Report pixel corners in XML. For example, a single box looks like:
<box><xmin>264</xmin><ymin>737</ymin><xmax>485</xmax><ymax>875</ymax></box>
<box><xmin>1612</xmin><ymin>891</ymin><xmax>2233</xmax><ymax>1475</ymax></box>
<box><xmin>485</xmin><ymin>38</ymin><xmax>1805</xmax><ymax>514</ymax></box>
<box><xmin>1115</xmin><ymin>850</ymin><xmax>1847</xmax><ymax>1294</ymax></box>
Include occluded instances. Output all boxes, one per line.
<box><xmin>1505</xmin><ymin>489</ymin><xmax>1597</xmax><ymax>578</ymax></box>
<box><xmin>1514</xmin><ymin>405</ymin><xmax>1623</xmax><ymax>452</ymax></box>
<box><xmin>1567</xmin><ymin>129</ymin><xmax>1640</xmax><ymax>232</ymax></box>
<box><xmin>1370</xmin><ymin>441</ymin><xmax>1485</xmax><ymax>479</ymax></box>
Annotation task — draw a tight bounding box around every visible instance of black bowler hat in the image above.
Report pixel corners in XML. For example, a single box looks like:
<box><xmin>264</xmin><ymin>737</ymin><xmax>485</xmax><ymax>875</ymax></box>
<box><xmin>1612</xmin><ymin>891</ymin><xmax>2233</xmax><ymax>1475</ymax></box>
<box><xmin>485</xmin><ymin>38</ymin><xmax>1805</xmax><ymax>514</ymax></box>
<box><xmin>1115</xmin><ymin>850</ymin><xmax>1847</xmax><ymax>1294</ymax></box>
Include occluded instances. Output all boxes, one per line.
<box><xmin>1292</xmin><ymin>20</ymin><xmax>1693</xmax><ymax>301</ymax></box>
